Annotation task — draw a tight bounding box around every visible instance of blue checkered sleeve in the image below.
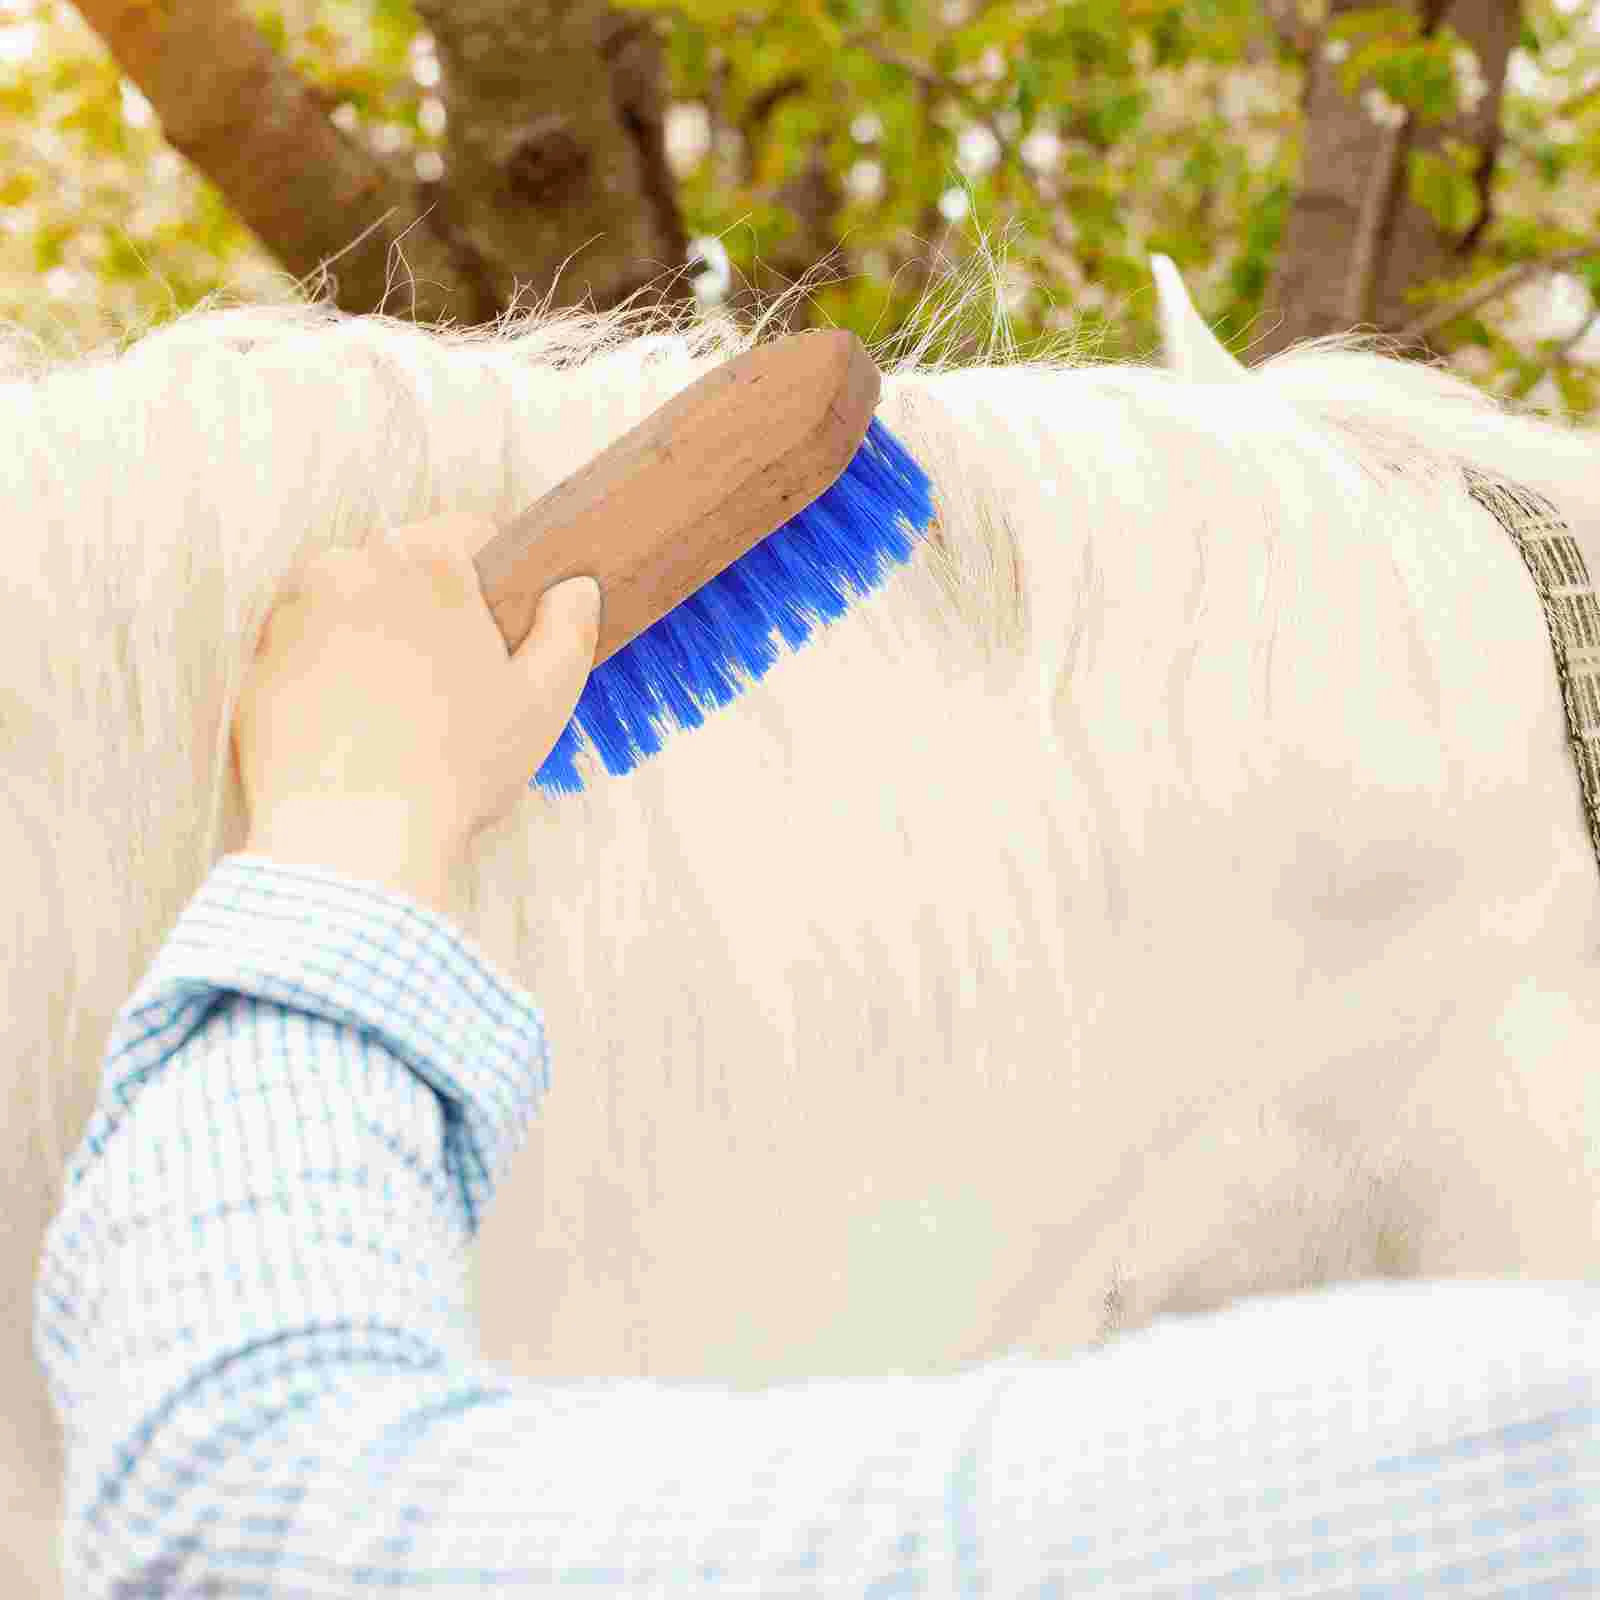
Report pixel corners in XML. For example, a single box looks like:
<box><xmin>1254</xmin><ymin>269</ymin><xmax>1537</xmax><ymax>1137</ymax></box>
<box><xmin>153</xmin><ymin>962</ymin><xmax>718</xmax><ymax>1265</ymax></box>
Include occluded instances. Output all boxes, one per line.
<box><xmin>33</xmin><ymin>853</ymin><xmax>1599</xmax><ymax>1596</ymax></box>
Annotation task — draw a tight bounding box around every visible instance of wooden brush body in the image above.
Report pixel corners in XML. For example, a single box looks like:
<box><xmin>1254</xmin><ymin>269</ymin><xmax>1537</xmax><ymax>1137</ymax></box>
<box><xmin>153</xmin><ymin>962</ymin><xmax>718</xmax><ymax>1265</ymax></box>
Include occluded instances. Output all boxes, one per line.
<box><xmin>474</xmin><ymin>329</ymin><xmax>881</xmax><ymax>663</ymax></box>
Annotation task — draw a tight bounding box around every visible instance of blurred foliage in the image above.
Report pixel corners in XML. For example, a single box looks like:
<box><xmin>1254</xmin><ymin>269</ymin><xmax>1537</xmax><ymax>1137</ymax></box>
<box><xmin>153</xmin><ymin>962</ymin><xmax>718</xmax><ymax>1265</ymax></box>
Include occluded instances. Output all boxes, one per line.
<box><xmin>1</xmin><ymin>0</ymin><xmax>1598</xmax><ymax>415</ymax></box>
<box><xmin>632</xmin><ymin>0</ymin><xmax>1294</xmax><ymax>361</ymax></box>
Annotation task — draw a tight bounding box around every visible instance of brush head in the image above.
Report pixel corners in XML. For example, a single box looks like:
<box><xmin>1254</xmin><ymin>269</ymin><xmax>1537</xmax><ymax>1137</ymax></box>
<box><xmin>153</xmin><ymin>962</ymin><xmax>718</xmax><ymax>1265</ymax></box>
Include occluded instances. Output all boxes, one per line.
<box><xmin>464</xmin><ymin>326</ymin><xmax>936</xmax><ymax>793</ymax></box>
<box><xmin>531</xmin><ymin>413</ymin><xmax>934</xmax><ymax>793</ymax></box>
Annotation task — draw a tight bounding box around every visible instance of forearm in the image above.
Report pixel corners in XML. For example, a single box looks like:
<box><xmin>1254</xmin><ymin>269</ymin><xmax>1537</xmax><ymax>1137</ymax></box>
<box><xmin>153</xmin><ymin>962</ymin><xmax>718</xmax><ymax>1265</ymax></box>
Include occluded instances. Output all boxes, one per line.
<box><xmin>43</xmin><ymin>1012</ymin><xmax>480</xmax><ymax>1593</ymax></box>
<box><xmin>36</xmin><ymin>850</ymin><xmax>546</xmax><ymax>1413</ymax></box>
<box><xmin>36</xmin><ymin>853</ymin><xmax>549</xmax><ymax>1592</ymax></box>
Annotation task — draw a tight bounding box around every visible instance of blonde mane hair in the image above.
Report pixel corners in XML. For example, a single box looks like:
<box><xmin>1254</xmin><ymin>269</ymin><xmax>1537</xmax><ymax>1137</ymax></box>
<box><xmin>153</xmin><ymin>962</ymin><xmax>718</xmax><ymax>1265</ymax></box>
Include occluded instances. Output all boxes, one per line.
<box><xmin>3</xmin><ymin>253</ymin><xmax>1597</xmax><ymax>1596</ymax></box>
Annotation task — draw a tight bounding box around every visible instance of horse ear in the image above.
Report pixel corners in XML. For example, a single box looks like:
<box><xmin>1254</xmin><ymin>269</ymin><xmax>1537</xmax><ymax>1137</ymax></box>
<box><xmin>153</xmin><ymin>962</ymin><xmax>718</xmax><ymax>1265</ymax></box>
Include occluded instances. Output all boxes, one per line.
<box><xmin>1150</xmin><ymin>255</ymin><xmax>1249</xmax><ymax>383</ymax></box>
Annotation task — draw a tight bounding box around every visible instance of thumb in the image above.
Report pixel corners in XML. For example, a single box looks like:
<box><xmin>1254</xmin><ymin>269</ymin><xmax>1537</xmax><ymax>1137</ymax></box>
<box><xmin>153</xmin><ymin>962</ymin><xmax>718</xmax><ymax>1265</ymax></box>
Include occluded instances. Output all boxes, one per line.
<box><xmin>510</xmin><ymin>573</ymin><xmax>603</xmax><ymax>720</ymax></box>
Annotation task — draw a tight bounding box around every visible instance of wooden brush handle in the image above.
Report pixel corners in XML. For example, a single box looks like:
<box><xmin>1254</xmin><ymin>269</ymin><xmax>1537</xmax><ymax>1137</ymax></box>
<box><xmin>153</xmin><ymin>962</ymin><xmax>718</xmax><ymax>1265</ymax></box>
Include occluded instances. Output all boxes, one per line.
<box><xmin>473</xmin><ymin>328</ymin><xmax>881</xmax><ymax>665</ymax></box>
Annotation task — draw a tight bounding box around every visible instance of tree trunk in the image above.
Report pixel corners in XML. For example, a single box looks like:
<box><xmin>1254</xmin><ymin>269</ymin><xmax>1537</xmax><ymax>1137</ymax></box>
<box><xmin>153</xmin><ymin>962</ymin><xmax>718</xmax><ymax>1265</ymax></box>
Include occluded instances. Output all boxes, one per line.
<box><xmin>1258</xmin><ymin>0</ymin><xmax>1521</xmax><ymax>356</ymax></box>
<box><xmin>413</xmin><ymin>1</ymin><xmax>689</xmax><ymax>318</ymax></box>
<box><xmin>74</xmin><ymin>0</ymin><xmax>689</xmax><ymax>326</ymax></box>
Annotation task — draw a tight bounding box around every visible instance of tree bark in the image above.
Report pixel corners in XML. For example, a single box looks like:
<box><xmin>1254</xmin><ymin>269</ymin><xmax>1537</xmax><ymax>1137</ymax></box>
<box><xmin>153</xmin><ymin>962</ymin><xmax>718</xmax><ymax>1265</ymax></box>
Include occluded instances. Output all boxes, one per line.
<box><xmin>412</xmin><ymin>0</ymin><xmax>689</xmax><ymax>316</ymax></box>
<box><xmin>1258</xmin><ymin>0</ymin><xmax>1521</xmax><ymax>356</ymax></box>
<box><xmin>74</xmin><ymin>0</ymin><xmax>690</xmax><ymax>325</ymax></box>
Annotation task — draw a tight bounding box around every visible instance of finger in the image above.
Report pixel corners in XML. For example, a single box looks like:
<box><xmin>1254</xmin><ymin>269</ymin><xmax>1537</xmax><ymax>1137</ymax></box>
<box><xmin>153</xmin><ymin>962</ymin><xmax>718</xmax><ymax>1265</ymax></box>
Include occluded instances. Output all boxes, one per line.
<box><xmin>506</xmin><ymin>575</ymin><xmax>603</xmax><ymax>746</ymax></box>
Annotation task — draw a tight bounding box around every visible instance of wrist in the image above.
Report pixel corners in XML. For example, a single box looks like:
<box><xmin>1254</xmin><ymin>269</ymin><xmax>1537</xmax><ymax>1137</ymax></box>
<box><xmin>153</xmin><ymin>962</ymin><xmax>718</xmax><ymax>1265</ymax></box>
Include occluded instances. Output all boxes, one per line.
<box><xmin>243</xmin><ymin>809</ymin><xmax>456</xmax><ymax>919</ymax></box>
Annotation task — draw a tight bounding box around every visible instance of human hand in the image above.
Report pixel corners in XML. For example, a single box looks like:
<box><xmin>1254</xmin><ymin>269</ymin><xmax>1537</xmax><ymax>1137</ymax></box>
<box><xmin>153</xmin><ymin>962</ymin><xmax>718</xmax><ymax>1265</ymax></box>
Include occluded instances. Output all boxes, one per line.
<box><xmin>231</xmin><ymin>515</ymin><xmax>601</xmax><ymax>915</ymax></box>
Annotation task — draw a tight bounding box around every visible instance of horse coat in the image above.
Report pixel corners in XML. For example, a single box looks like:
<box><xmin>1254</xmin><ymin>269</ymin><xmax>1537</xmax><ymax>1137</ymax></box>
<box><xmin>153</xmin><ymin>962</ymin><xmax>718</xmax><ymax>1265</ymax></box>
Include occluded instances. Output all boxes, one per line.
<box><xmin>1</xmin><ymin>258</ymin><xmax>1596</xmax><ymax>1596</ymax></box>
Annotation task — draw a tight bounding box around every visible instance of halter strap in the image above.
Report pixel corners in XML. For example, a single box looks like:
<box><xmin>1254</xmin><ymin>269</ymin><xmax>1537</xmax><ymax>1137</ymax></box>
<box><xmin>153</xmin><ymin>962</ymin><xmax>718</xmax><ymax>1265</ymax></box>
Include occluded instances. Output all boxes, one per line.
<box><xmin>1465</xmin><ymin>468</ymin><xmax>1600</xmax><ymax>881</ymax></box>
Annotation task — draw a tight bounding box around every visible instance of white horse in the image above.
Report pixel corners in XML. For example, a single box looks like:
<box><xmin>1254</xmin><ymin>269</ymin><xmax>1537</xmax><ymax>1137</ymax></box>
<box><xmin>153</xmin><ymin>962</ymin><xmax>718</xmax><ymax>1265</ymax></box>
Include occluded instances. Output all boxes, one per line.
<box><xmin>3</xmin><ymin>256</ymin><xmax>1597</xmax><ymax>1597</ymax></box>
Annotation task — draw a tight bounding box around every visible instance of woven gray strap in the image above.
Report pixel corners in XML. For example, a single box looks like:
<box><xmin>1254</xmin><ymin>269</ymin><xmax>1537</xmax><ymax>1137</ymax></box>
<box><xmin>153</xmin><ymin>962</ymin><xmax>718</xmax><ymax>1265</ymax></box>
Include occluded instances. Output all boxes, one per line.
<box><xmin>1465</xmin><ymin>468</ymin><xmax>1600</xmax><ymax>880</ymax></box>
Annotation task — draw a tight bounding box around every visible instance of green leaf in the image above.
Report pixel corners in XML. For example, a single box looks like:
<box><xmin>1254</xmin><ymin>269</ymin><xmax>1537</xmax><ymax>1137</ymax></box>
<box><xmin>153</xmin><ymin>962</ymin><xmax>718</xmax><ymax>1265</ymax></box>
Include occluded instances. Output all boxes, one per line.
<box><xmin>1089</xmin><ymin>86</ymin><xmax>1147</xmax><ymax>144</ymax></box>
<box><xmin>0</xmin><ymin>76</ymin><xmax>37</xmax><ymax>117</ymax></box>
<box><xmin>253</xmin><ymin>6</ymin><xmax>288</xmax><ymax>55</ymax></box>
<box><xmin>34</xmin><ymin>221</ymin><xmax>69</xmax><ymax>271</ymax></box>
<box><xmin>1556</xmin><ymin>364</ymin><xmax>1593</xmax><ymax>415</ymax></box>
<box><xmin>1014</xmin><ymin>54</ymin><xmax>1038</xmax><ymax>122</ymax></box>
<box><xmin>370</xmin><ymin>0</ymin><xmax>419</xmax><ymax>72</ymax></box>
<box><xmin>1375</xmin><ymin>40</ymin><xmax>1459</xmax><ymax>122</ymax></box>
<box><xmin>0</xmin><ymin>169</ymin><xmax>36</xmax><ymax>206</ymax></box>
<box><xmin>1532</xmin><ymin>140</ymin><xmax>1568</xmax><ymax>186</ymax></box>
<box><xmin>1328</xmin><ymin>7</ymin><xmax>1419</xmax><ymax>47</ymax></box>
<box><xmin>1407</xmin><ymin>146</ymin><xmax>1480</xmax><ymax>235</ymax></box>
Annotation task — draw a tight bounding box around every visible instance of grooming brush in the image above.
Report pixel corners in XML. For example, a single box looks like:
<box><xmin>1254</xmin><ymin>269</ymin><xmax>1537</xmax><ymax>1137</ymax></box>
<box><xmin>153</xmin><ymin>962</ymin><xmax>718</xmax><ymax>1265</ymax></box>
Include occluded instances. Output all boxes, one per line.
<box><xmin>470</xmin><ymin>328</ymin><xmax>936</xmax><ymax>794</ymax></box>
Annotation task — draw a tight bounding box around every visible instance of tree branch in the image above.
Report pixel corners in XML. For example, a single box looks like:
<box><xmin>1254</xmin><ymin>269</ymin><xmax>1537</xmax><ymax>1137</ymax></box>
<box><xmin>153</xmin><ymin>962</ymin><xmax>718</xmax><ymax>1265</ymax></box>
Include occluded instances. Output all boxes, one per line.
<box><xmin>73</xmin><ymin>0</ymin><xmax>483</xmax><ymax>322</ymax></box>
<box><xmin>739</xmin><ymin>71</ymin><xmax>808</xmax><ymax>187</ymax></box>
<box><xmin>744</xmin><ymin>71</ymin><xmax>808</xmax><ymax>131</ymax></box>
<box><xmin>1259</xmin><ymin>0</ymin><xmax>1318</xmax><ymax>55</ymax></box>
<box><xmin>1399</xmin><ymin>236</ymin><xmax>1600</xmax><ymax>341</ymax></box>
<box><xmin>1342</xmin><ymin>115</ymin><xmax>1413</xmax><ymax>326</ymax></box>
<box><xmin>1261</xmin><ymin>0</ymin><xmax>1522</xmax><ymax>355</ymax></box>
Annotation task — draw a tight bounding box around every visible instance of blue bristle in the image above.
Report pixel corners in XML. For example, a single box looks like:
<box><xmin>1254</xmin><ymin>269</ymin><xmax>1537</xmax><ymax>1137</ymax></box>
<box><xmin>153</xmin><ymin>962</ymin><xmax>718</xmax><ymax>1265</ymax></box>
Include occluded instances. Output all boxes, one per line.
<box><xmin>529</xmin><ymin>414</ymin><xmax>935</xmax><ymax>795</ymax></box>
